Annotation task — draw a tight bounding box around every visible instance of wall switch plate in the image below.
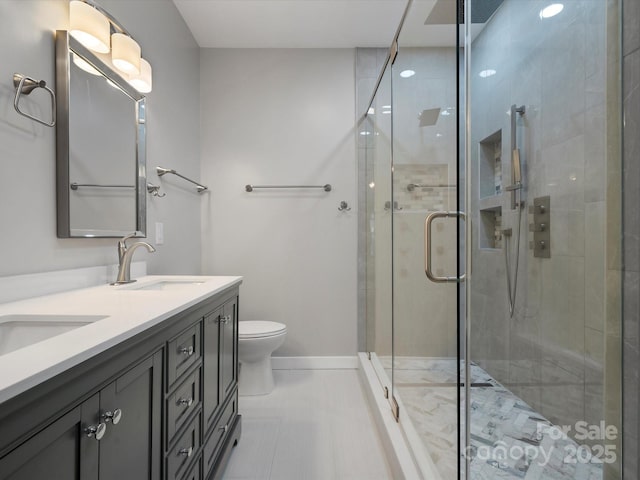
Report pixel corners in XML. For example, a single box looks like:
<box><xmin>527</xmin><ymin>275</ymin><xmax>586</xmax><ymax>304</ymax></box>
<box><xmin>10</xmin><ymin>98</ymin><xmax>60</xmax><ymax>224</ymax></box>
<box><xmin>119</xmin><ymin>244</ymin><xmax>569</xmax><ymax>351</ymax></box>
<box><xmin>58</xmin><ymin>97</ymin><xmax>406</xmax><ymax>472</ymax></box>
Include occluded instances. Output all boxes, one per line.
<box><xmin>155</xmin><ymin>222</ymin><xmax>164</xmax><ymax>245</ymax></box>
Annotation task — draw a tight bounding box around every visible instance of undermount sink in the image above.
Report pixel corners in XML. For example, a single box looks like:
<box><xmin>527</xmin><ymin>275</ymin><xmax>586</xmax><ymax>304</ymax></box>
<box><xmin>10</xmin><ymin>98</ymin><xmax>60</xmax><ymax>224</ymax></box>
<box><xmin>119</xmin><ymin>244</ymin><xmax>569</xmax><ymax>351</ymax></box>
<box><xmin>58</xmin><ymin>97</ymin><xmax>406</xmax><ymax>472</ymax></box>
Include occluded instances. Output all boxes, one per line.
<box><xmin>0</xmin><ymin>314</ymin><xmax>108</xmax><ymax>356</ymax></box>
<box><xmin>124</xmin><ymin>280</ymin><xmax>206</xmax><ymax>291</ymax></box>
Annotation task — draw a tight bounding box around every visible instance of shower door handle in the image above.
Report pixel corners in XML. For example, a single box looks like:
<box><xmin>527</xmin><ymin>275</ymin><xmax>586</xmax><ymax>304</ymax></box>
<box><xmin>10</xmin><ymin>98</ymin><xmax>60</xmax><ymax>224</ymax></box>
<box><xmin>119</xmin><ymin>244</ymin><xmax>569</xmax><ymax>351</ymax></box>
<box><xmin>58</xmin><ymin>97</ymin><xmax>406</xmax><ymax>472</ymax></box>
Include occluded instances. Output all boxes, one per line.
<box><xmin>424</xmin><ymin>211</ymin><xmax>466</xmax><ymax>283</ymax></box>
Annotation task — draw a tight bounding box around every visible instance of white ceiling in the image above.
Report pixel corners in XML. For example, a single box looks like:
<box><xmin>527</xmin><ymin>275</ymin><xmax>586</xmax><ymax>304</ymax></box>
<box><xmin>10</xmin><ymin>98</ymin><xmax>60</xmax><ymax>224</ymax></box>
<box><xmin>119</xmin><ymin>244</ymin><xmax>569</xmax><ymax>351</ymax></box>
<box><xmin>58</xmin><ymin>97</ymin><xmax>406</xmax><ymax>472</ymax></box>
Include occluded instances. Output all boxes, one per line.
<box><xmin>171</xmin><ymin>0</ymin><xmax>409</xmax><ymax>48</ymax></box>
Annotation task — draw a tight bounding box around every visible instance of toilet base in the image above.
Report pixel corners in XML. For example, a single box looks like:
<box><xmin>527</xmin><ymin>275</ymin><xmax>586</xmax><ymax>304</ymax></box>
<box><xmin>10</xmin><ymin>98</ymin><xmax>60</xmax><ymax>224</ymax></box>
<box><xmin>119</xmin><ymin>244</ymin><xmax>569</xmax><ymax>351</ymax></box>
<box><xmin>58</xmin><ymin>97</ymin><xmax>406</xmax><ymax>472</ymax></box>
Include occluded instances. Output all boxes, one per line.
<box><xmin>239</xmin><ymin>356</ymin><xmax>275</xmax><ymax>395</ymax></box>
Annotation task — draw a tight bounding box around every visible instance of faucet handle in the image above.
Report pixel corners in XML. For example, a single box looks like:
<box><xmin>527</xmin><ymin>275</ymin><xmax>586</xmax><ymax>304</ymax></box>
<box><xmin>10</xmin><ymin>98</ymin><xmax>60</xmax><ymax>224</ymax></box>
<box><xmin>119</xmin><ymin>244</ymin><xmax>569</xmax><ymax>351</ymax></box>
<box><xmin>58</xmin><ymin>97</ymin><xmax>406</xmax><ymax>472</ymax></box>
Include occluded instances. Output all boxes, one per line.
<box><xmin>117</xmin><ymin>233</ymin><xmax>138</xmax><ymax>261</ymax></box>
<box><xmin>120</xmin><ymin>232</ymin><xmax>138</xmax><ymax>246</ymax></box>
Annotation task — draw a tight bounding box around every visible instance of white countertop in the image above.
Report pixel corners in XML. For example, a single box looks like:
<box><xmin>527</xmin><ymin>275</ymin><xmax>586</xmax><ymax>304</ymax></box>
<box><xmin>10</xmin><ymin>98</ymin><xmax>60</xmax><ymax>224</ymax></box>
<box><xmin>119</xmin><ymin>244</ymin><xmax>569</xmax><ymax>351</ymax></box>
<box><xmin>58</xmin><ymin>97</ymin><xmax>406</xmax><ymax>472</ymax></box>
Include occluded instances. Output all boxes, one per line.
<box><xmin>0</xmin><ymin>275</ymin><xmax>242</xmax><ymax>404</ymax></box>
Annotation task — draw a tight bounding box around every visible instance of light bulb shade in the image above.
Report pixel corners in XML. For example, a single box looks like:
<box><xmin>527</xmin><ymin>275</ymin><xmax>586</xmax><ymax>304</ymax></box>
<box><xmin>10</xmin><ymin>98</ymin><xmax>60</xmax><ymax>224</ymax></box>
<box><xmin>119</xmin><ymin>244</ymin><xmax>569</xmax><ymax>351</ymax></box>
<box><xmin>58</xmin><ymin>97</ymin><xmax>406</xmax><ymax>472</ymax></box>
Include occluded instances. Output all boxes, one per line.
<box><xmin>72</xmin><ymin>52</ymin><xmax>101</xmax><ymax>76</ymax></box>
<box><xmin>69</xmin><ymin>0</ymin><xmax>110</xmax><ymax>53</ymax></box>
<box><xmin>111</xmin><ymin>33</ymin><xmax>141</xmax><ymax>75</ymax></box>
<box><xmin>127</xmin><ymin>58</ymin><xmax>152</xmax><ymax>93</ymax></box>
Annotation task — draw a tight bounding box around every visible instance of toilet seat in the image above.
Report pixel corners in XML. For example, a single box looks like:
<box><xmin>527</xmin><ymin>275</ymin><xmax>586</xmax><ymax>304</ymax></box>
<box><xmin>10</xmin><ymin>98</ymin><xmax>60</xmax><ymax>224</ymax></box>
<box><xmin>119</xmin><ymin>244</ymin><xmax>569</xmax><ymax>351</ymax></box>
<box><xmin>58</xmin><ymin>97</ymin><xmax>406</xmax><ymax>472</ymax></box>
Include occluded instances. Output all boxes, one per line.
<box><xmin>239</xmin><ymin>321</ymin><xmax>287</xmax><ymax>339</ymax></box>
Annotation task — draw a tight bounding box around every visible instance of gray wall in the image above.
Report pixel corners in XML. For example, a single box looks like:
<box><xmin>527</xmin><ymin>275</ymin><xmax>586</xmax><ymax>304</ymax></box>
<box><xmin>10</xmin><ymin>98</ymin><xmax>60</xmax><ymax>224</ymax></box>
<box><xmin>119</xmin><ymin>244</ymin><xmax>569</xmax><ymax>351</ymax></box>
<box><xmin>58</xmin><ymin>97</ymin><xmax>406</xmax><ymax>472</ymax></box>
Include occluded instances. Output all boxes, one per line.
<box><xmin>0</xmin><ymin>0</ymin><xmax>201</xmax><ymax>278</ymax></box>
<box><xmin>199</xmin><ymin>49</ymin><xmax>358</xmax><ymax>357</ymax></box>
<box><xmin>623</xmin><ymin>0</ymin><xmax>640</xmax><ymax>475</ymax></box>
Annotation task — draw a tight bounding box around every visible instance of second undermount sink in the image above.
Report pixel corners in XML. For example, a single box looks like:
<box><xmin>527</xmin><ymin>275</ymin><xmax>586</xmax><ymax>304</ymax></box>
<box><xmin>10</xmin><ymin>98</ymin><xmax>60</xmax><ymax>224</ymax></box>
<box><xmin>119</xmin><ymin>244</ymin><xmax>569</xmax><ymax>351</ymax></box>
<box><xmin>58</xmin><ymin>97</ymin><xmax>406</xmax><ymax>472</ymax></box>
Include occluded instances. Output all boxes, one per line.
<box><xmin>0</xmin><ymin>314</ymin><xmax>108</xmax><ymax>356</ymax></box>
<box><xmin>125</xmin><ymin>280</ymin><xmax>206</xmax><ymax>291</ymax></box>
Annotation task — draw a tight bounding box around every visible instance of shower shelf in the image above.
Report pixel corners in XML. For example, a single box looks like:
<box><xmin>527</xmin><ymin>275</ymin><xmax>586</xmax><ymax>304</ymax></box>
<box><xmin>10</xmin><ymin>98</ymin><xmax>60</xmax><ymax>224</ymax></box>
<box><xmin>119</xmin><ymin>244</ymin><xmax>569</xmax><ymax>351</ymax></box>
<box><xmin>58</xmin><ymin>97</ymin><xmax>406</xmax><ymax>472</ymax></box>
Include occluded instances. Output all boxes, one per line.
<box><xmin>479</xmin><ymin>130</ymin><xmax>503</xmax><ymax>199</ymax></box>
<box><xmin>479</xmin><ymin>206</ymin><xmax>503</xmax><ymax>250</ymax></box>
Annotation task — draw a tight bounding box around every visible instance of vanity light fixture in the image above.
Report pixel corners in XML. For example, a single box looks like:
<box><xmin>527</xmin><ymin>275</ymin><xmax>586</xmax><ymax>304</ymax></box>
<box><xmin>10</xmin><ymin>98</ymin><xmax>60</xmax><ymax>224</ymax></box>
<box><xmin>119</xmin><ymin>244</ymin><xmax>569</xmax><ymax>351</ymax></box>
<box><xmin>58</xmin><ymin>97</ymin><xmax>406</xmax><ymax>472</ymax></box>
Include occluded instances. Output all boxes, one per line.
<box><xmin>68</xmin><ymin>0</ymin><xmax>151</xmax><ymax>92</ymax></box>
<box><xmin>127</xmin><ymin>58</ymin><xmax>152</xmax><ymax>93</ymax></box>
<box><xmin>72</xmin><ymin>52</ymin><xmax>101</xmax><ymax>76</ymax></box>
<box><xmin>69</xmin><ymin>0</ymin><xmax>110</xmax><ymax>53</ymax></box>
<box><xmin>112</xmin><ymin>32</ymin><xmax>141</xmax><ymax>75</ymax></box>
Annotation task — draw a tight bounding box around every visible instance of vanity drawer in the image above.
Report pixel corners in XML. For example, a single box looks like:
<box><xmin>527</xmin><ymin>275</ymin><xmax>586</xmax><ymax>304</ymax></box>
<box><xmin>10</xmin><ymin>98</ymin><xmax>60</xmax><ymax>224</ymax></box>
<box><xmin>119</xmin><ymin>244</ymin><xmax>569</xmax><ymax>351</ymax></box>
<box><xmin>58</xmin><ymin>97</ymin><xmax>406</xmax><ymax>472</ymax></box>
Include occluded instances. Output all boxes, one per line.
<box><xmin>203</xmin><ymin>394</ymin><xmax>237</xmax><ymax>475</ymax></box>
<box><xmin>167</xmin><ymin>322</ymin><xmax>202</xmax><ymax>390</ymax></box>
<box><xmin>167</xmin><ymin>367</ymin><xmax>201</xmax><ymax>446</ymax></box>
<box><xmin>166</xmin><ymin>413</ymin><xmax>201</xmax><ymax>480</ymax></box>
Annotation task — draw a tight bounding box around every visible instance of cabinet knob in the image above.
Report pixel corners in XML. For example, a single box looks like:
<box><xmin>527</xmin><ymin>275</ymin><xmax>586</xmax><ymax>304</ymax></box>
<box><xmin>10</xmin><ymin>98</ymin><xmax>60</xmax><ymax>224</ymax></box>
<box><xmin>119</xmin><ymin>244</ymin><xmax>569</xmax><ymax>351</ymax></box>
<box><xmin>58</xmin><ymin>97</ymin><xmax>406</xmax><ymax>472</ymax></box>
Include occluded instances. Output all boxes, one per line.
<box><xmin>220</xmin><ymin>315</ymin><xmax>231</xmax><ymax>325</ymax></box>
<box><xmin>179</xmin><ymin>345</ymin><xmax>194</xmax><ymax>356</ymax></box>
<box><xmin>103</xmin><ymin>408</ymin><xmax>122</xmax><ymax>425</ymax></box>
<box><xmin>178</xmin><ymin>446</ymin><xmax>193</xmax><ymax>458</ymax></box>
<box><xmin>85</xmin><ymin>422</ymin><xmax>107</xmax><ymax>440</ymax></box>
<box><xmin>177</xmin><ymin>397</ymin><xmax>193</xmax><ymax>407</ymax></box>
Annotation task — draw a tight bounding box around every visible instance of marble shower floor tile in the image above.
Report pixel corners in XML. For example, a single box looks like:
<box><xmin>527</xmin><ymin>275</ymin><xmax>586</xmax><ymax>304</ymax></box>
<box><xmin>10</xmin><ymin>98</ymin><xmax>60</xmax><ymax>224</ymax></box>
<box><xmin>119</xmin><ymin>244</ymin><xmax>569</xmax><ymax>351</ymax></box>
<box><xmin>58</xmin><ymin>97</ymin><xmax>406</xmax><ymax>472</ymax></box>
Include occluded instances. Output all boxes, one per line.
<box><xmin>391</xmin><ymin>357</ymin><xmax>604</xmax><ymax>480</ymax></box>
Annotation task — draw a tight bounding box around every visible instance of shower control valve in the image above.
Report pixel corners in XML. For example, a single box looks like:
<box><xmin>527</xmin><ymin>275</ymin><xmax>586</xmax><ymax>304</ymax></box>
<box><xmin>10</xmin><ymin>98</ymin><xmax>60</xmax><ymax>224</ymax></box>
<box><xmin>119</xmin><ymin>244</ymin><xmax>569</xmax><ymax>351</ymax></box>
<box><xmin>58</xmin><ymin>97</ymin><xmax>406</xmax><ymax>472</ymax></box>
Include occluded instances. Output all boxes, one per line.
<box><xmin>529</xmin><ymin>222</ymin><xmax>546</xmax><ymax>232</ymax></box>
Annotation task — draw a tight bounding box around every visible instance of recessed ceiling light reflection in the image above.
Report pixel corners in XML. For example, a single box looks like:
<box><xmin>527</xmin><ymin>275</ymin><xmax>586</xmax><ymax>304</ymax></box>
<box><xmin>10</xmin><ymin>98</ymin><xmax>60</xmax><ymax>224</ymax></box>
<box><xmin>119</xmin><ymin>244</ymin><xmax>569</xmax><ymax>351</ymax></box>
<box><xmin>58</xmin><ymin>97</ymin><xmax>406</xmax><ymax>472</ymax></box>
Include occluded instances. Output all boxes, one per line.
<box><xmin>369</xmin><ymin>182</ymin><xmax>375</xmax><ymax>189</ymax></box>
<box><xmin>367</xmin><ymin>107</ymin><xmax>375</xmax><ymax>115</ymax></box>
<box><xmin>479</xmin><ymin>69</ymin><xmax>497</xmax><ymax>78</ymax></box>
<box><xmin>539</xmin><ymin>3</ymin><xmax>564</xmax><ymax>18</ymax></box>
<box><xmin>400</xmin><ymin>70</ymin><xmax>415</xmax><ymax>78</ymax></box>
<box><xmin>360</xmin><ymin>131</ymin><xmax>371</xmax><ymax>136</ymax></box>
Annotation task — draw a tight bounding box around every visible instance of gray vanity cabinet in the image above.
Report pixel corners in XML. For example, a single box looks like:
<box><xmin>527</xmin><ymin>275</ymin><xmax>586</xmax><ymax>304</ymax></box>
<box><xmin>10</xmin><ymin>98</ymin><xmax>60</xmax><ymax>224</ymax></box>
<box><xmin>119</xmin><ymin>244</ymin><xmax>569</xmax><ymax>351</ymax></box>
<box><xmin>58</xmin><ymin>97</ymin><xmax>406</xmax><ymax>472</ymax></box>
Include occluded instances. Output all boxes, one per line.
<box><xmin>0</xmin><ymin>395</ymin><xmax>100</xmax><ymax>480</ymax></box>
<box><xmin>99</xmin><ymin>351</ymin><xmax>163</xmax><ymax>480</ymax></box>
<box><xmin>0</xmin><ymin>286</ymin><xmax>241</xmax><ymax>480</ymax></box>
<box><xmin>202</xmin><ymin>297</ymin><xmax>239</xmax><ymax>480</ymax></box>
<box><xmin>0</xmin><ymin>351</ymin><xmax>162</xmax><ymax>480</ymax></box>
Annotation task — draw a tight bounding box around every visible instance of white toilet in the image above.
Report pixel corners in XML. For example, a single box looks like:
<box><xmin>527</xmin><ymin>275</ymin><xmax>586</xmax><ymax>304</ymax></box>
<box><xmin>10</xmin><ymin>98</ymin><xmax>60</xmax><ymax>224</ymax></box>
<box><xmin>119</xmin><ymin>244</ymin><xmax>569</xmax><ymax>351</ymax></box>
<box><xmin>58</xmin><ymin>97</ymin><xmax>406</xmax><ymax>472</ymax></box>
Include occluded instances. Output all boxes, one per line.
<box><xmin>238</xmin><ymin>321</ymin><xmax>287</xmax><ymax>396</ymax></box>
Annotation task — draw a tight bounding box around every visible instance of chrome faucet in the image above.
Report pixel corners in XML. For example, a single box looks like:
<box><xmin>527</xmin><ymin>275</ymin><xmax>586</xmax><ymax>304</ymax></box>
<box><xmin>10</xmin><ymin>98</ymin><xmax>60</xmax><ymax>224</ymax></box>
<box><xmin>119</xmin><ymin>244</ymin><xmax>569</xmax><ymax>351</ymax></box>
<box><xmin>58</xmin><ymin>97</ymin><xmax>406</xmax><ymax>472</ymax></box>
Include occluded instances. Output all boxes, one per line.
<box><xmin>112</xmin><ymin>233</ymin><xmax>156</xmax><ymax>285</ymax></box>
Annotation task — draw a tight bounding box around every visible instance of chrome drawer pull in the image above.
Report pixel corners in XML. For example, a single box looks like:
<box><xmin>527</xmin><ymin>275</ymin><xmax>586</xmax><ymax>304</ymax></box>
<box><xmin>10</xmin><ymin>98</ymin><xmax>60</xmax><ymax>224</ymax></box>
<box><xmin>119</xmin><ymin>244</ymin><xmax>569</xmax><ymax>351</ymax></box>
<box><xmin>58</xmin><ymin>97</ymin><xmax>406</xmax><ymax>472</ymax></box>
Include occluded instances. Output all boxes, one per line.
<box><xmin>178</xmin><ymin>346</ymin><xmax>194</xmax><ymax>356</ymax></box>
<box><xmin>85</xmin><ymin>423</ymin><xmax>106</xmax><ymax>440</ymax></box>
<box><xmin>219</xmin><ymin>424</ymin><xmax>228</xmax><ymax>433</ymax></box>
<box><xmin>177</xmin><ymin>397</ymin><xmax>193</xmax><ymax>407</ymax></box>
<box><xmin>102</xmin><ymin>408</ymin><xmax>122</xmax><ymax>425</ymax></box>
<box><xmin>178</xmin><ymin>446</ymin><xmax>193</xmax><ymax>457</ymax></box>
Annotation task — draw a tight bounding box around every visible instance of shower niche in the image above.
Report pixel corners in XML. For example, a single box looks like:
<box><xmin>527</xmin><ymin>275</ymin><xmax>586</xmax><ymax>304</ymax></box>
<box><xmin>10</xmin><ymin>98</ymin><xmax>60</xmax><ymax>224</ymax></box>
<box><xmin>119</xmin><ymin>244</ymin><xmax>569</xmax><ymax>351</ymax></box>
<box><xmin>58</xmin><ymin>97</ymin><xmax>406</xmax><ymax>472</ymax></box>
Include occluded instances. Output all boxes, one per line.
<box><xmin>479</xmin><ymin>206</ymin><xmax>503</xmax><ymax>249</ymax></box>
<box><xmin>478</xmin><ymin>131</ymin><xmax>503</xmax><ymax>249</ymax></box>
<box><xmin>479</xmin><ymin>130</ymin><xmax>502</xmax><ymax>198</ymax></box>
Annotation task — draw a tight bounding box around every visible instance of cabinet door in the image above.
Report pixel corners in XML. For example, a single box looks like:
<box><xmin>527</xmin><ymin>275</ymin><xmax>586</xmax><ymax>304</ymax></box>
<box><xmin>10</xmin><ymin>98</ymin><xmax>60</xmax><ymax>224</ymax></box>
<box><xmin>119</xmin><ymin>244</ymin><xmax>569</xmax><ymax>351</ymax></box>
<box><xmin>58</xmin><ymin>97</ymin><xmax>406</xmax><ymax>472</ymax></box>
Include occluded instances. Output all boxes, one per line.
<box><xmin>99</xmin><ymin>350</ymin><xmax>162</xmax><ymax>480</ymax></box>
<box><xmin>219</xmin><ymin>298</ymin><xmax>238</xmax><ymax>401</ymax></box>
<box><xmin>0</xmin><ymin>394</ymin><xmax>99</xmax><ymax>480</ymax></box>
<box><xmin>203</xmin><ymin>307</ymin><xmax>221</xmax><ymax>433</ymax></box>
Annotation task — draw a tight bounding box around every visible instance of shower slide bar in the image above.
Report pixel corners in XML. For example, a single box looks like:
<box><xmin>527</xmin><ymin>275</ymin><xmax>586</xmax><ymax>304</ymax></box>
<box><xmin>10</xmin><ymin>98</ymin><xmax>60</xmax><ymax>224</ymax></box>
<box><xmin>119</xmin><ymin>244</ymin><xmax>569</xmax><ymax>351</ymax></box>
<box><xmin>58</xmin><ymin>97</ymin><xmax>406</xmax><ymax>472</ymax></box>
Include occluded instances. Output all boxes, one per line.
<box><xmin>245</xmin><ymin>184</ymin><xmax>332</xmax><ymax>192</ymax></box>
<box><xmin>71</xmin><ymin>183</ymin><xmax>134</xmax><ymax>190</ymax></box>
<box><xmin>507</xmin><ymin>104</ymin><xmax>526</xmax><ymax>209</ymax></box>
<box><xmin>157</xmin><ymin>167</ymin><xmax>208</xmax><ymax>193</ymax></box>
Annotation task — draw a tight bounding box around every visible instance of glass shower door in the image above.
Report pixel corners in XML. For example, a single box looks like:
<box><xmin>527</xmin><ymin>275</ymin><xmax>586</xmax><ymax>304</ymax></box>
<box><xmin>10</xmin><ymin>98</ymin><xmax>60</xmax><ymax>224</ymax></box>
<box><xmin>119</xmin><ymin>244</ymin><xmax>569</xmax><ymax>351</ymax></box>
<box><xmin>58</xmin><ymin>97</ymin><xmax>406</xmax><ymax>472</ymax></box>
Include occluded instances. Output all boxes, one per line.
<box><xmin>464</xmin><ymin>0</ymin><xmax>622</xmax><ymax>478</ymax></box>
<box><xmin>364</xmin><ymin>64</ymin><xmax>394</xmax><ymax>395</ymax></box>
<box><xmin>390</xmin><ymin>1</ymin><xmax>461</xmax><ymax>477</ymax></box>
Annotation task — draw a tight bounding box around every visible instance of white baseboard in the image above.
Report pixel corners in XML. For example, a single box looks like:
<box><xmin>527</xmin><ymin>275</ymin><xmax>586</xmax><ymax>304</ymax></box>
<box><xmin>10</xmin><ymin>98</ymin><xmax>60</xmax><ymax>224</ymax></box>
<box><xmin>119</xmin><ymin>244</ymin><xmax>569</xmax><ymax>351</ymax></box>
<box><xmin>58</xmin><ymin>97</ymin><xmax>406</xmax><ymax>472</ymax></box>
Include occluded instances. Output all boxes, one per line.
<box><xmin>271</xmin><ymin>356</ymin><xmax>358</xmax><ymax>370</ymax></box>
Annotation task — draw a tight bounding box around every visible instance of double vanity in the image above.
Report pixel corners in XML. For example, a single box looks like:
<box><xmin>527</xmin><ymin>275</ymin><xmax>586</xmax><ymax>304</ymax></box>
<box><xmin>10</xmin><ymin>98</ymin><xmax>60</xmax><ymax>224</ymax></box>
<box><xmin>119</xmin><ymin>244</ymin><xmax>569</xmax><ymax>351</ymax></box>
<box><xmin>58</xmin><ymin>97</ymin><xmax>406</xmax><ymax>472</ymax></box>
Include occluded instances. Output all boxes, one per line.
<box><xmin>0</xmin><ymin>275</ymin><xmax>242</xmax><ymax>480</ymax></box>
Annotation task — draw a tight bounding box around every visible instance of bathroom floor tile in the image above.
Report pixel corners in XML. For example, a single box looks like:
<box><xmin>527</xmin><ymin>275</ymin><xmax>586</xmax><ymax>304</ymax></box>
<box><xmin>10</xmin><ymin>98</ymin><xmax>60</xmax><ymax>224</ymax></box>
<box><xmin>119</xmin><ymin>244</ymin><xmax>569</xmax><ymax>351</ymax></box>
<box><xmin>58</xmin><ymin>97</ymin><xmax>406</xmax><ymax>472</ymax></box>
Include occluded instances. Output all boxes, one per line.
<box><xmin>222</xmin><ymin>369</ymin><xmax>393</xmax><ymax>480</ymax></box>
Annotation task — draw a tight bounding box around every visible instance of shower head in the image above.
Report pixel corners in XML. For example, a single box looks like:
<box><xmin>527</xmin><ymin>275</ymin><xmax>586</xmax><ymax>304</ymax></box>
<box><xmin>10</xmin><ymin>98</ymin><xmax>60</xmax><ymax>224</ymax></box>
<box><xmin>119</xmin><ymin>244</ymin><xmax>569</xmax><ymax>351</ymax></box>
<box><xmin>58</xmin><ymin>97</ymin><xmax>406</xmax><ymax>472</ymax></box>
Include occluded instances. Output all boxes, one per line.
<box><xmin>418</xmin><ymin>108</ymin><xmax>441</xmax><ymax>127</ymax></box>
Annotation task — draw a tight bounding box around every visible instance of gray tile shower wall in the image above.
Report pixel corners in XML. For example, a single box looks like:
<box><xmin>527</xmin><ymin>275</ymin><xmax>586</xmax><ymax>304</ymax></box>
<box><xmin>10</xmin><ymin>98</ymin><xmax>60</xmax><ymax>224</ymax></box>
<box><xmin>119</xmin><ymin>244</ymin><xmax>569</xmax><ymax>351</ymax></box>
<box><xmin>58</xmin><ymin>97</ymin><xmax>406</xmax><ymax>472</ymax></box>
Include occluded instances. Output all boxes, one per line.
<box><xmin>469</xmin><ymin>0</ymin><xmax>615</xmax><ymax>449</ymax></box>
<box><xmin>623</xmin><ymin>0</ymin><xmax>640</xmax><ymax>475</ymax></box>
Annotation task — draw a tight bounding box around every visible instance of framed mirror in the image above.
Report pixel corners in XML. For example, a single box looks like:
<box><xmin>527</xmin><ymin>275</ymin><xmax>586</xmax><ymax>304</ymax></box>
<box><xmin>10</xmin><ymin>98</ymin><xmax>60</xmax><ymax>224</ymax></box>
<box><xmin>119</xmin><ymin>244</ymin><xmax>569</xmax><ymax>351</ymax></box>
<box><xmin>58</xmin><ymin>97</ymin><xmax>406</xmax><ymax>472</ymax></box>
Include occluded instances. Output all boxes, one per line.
<box><xmin>55</xmin><ymin>30</ymin><xmax>146</xmax><ymax>238</ymax></box>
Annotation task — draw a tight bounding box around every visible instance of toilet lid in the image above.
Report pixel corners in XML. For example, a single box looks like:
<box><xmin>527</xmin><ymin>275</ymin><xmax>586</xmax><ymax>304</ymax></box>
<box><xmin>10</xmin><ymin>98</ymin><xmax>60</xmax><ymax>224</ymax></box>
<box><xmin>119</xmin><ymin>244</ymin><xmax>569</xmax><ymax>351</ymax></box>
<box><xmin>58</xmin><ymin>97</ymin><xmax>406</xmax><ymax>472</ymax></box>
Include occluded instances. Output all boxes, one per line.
<box><xmin>239</xmin><ymin>321</ymin><xmax>287</xmax><ymax>339</ymax></box>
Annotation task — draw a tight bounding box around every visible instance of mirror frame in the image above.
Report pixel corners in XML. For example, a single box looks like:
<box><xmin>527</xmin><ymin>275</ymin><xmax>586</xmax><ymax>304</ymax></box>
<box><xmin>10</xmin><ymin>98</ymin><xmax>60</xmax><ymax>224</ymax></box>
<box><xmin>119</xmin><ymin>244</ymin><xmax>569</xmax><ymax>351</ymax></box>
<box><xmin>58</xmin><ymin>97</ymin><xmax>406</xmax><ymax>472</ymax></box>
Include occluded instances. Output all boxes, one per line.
<box><xmin>55</xmin><ymin>30</ymin><xmax>147</xmax><ymax>238</ymax></box>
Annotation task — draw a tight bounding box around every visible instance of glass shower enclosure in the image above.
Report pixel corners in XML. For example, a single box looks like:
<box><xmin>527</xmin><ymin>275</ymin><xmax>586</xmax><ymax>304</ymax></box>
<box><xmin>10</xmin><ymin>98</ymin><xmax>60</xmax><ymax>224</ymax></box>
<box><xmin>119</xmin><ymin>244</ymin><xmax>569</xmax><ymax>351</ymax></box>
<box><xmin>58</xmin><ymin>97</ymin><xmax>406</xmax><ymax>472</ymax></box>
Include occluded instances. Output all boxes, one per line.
<box><xmin>362</xmin><ymin>0</ymin><xmax>622</xmax><ymax>478</ymax></box>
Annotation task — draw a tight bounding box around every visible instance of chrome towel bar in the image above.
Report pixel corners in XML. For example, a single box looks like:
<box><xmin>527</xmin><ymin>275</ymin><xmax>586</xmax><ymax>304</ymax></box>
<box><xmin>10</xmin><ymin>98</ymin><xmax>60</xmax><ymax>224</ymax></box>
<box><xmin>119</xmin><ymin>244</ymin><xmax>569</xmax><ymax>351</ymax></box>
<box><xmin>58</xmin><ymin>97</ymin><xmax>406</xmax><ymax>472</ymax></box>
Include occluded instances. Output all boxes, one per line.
<box><xmin>407</xmin><ymin>183</ymin><xmax>455</xmax><ymax>191</ymax></box>
<box><xmin>71</xmin><ymin>183</ymin><xmax>135</xmax><ymax>190</ymax></box>
<box><xmin>157</xmin><ymin>167</ymin><xmax>208</xmax><ymax>193</ymax></box>
<box><xmin>245</xmin><ymin>184</ymin><xmax>332</xmax><ymax>192</ymax></box>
